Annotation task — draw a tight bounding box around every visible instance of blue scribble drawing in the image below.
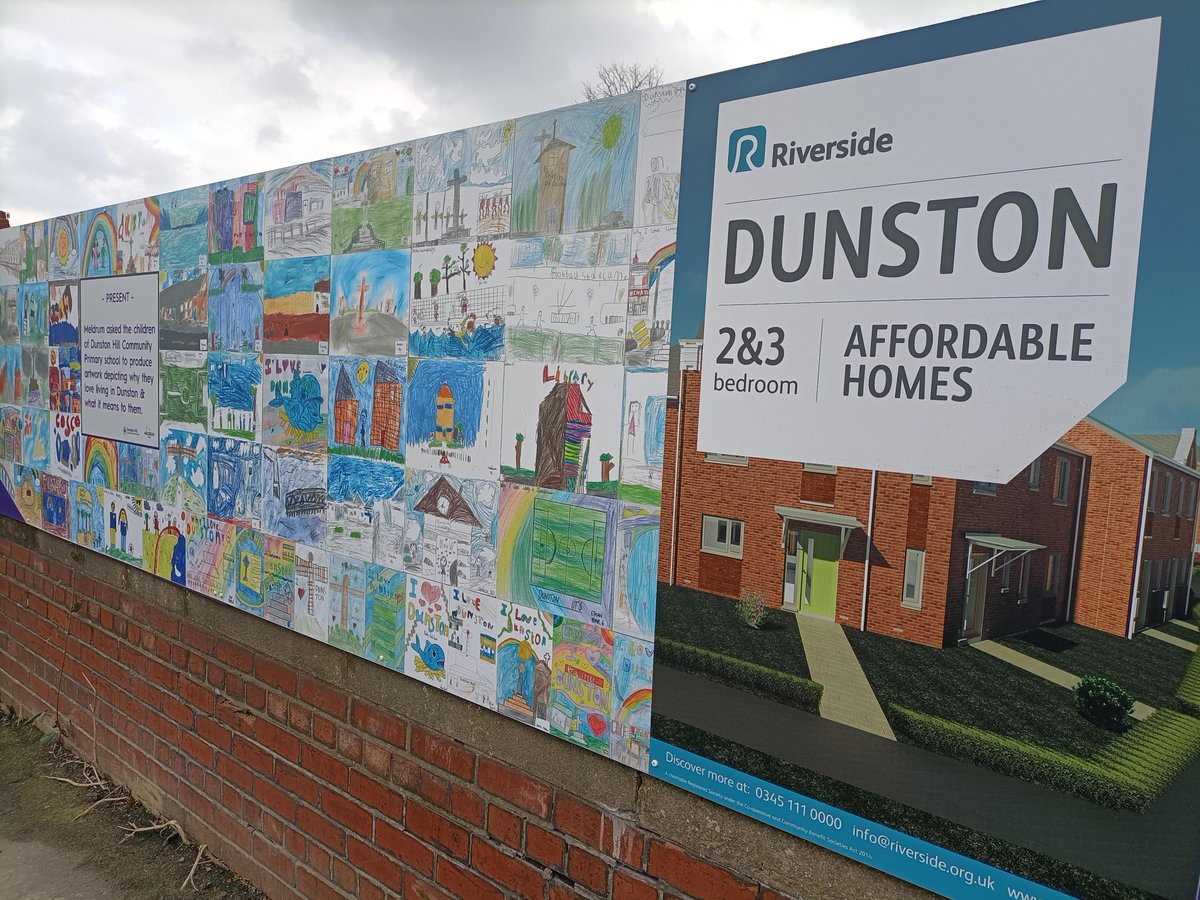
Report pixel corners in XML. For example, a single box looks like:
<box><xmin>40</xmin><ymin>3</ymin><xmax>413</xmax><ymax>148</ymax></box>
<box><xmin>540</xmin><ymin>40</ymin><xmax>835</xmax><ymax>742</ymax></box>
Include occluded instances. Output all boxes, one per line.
<box><xmin>329</xmin><ymin>356</ymin><xmax>404</xmax><ymax>464</ymax></box>
<box><xmin>413</xmin><ymin>120</ymin><xmax>514</xmax><ymax>245</ymax></box>
<box><xmin>262</xmin><ymin>255</ymin><xmax>330</xmax><ymax>353</ymax></box>
<box><xmin>326</xmin><ymin>455</ymin><xmax>404</xmax><ymax>561</ymax></box>
<box><xmin>510</xmin><ymin>96</ymin><xmax>640</xmax><ymax>237</ymax></box>
<box><xmin>48</xmin><ymin>281</ymin><xmax>79</xmax><ymax>346</ymax></box>
<box><xmin>207</xmin><ymin>352</ymin><xmax>261</xmax><ymax>439</ymax></box>
<box><xmin>404</xmin><ymin>358</ymin><xmax>502</xmax><ymax>479</ymax></box>
<box><xmin>329</xmin><ymin>250</ymin><xmax>410</xmax><ymax>356</ymax></box>
<box><xmin>619</xmin><ymin>367</ymin><xmax>667</xmax><ymax>504</ymax></box>
<box><xmin>262</xmin><ymin>355</ymin><xmax>328</xmax><ymax>451</ymax></box>
<box><xmin>208</xmin><ymin>437</ymin><xmax>262</xmax><ymax>527</ymax></box>
<box><xmin>117</xmin><ymin>441</ymin><xmax>159</xmax><ymax>500</ymax></box>
<box><xmin>208</xmin><ymin>263</ymin><xmax>264</xmax><ymax>352</ymax></box>
<box><xmin>19</xmin><ymin>282</ymin><xmax>48</xmax><ymax>346</ymax></box>
<box><xmin>615</xmin><ymin>503</ymin><xmax>659</xmax><ymax>640</ymax></box>
<box><xmin>49</xmin><ymin>214</ymin><xmax>82</xmax><ymax>281</ymax></box>
<box><xmin>159</xmin><ymin>429</ymin><xmax>208</xmax><ymax>515</ymax></box>
<box><xmin>409</xmin><ymin>634</ymin><xmax>447</xmax><ymax>679</ymax></box>
<box><xmin>262</xmin><ymin>446</ymin><xmax>326</xmax><ymax>546</ymax></box>
<box><xmin>409</xmin><ymin>240</ymin><xmax>507</xmax><ymax>361</ymax></box>
<box><xmin>159</xmin><ymin>185</ymin><xmax>210</xmax><ymax>282</ymax></box>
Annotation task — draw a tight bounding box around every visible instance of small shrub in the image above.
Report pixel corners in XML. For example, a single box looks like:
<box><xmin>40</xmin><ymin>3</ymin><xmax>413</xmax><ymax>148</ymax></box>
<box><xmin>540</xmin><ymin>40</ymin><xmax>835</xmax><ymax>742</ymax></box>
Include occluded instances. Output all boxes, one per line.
<box><xmin>736</xmin><ymin>589</ymin><xmax>767</xmax><ymax>629</ymax></box>
<box><xmin>1074</xmin><ymin>675</ymin><xmax>1135</xmax><ymax>731</ymax></box>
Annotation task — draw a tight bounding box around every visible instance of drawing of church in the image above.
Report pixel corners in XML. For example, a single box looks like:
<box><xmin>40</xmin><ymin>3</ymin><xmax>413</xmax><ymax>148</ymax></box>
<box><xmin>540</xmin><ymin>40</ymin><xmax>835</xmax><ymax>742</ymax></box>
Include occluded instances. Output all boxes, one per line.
<box><xmin>534</xmin><ymin>123</ymin><xmax>574</xmax><ymax>235</ymax></box>
<box><xmin>415</xmin><ymin>476</ymin><xmax>481</xmax><ymax>588</ymax></box>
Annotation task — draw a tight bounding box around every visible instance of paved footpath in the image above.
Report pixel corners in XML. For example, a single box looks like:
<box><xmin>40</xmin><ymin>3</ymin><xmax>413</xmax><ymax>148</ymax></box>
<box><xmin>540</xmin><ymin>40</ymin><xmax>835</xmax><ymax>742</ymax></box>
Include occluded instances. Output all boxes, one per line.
<box><xmin>1144</xmin><ymin>629</ymin><xmax>1199</xmax><ymax>653</ymax></box>
<box><xmin>795</xmin><ymin>614</ymin><xmax>895</xmax><ymax>740</ymax></box>
<box><xmin>973</xmin><ymin>640</ymin><xmax>1156</xmax><ymax>720</ymax></box>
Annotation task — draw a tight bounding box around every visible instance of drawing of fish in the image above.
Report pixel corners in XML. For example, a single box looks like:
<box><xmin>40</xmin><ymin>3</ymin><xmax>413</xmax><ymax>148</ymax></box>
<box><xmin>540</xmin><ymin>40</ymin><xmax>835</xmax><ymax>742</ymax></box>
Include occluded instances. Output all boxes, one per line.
<box><xmin>411</xmin><ymin>634</ymin><xmax>446</xmax><ymax>680</ymax></box>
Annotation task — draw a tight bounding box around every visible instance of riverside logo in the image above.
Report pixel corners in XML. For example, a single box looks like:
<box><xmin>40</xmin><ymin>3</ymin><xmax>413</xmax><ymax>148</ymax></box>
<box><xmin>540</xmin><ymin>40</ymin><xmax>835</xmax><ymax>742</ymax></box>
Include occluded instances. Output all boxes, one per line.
<box><xmin>726</xmin><ymin>124</ymin><xmax>894</xmax><ymax>173</ymax></box>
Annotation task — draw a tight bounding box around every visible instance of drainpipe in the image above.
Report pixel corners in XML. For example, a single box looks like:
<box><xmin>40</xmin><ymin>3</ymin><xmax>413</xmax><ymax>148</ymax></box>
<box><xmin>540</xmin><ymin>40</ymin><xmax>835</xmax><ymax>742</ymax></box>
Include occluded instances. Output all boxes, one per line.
<box><xmin>1065</xmin><ymin>455</ymin><xmax>1087</xmax><ymax>622</ymax></box>
<box><xmin>668</xmin><ymin>374</ymin><xmax>685</xmax><ymax>585</ymax></box>
<box><xmin>1126</xmin><ymin>455</ymin><xmax>1154</xmax><ymax>638</ymax></box>
<box><xmin>859</xmin><ymin>469</ymin><xmax>877</xmax><ymax>631</ymax></box>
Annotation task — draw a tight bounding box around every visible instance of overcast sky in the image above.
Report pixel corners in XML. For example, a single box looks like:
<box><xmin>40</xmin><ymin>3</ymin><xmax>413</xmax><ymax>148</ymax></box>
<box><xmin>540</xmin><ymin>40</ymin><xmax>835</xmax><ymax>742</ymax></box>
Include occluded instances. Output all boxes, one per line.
<box><xmin>0</xmin><ymin>0</ymin><xmax>1014</xmax><ymax>225</ymax></box>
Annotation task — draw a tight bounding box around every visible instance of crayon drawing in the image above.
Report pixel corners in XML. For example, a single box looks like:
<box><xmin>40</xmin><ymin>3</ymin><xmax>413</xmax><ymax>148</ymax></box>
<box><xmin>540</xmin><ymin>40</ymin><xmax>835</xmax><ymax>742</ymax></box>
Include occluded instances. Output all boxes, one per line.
<box><xmin>19</xmin><ymin>282</ymin><xmax>48</xmax><ymax>346</ymax></box>
<box><xmin>12</xmin><ymin>465</ymin><xmax>41</xmax><ymax>523</ymax></box>
<box><xmin>262</xmin><ymin>355</ymin><xmax>328</xmax><ymax>451</ymax></box>
<box><xmin>71</xmin><ymin>481</ymin><xmax>106</xmax><ymax>552</ymax></box>
<box><xmin>0</xmin><ymin>346</ymin><xmax>17</xmax><ymax>405</ymax></box>
<box><xmin>330</xmin><ymin>250</ymin><xmax>410</xmax><ymax>356</ymax></box>
<box><xmin>208</xmin><ymin>437</ymin><xmax>263</xmax><ymax>527</ymax></box>
<box><xmin>511</xmin><ymin>96</ymin><xmax>640</xmax><ymax>238</ymax></box>
<box><xmin>405</xmin><ymin>470</ymin><xmax>499</xmax><ymax>593</ymax></box>
<box><xmin>117</xmin><ymin>441</ymin><xmax>159</xmax><ymax>500</ymax></box>
<box><xmin>15</xmin><ymin>407</ymin><xmax>50</xmax><ymax>470</ymax></box>
<box><xmin>41</xmin><ymin>473</ymin><xmax>70</xmax><ymax>539</ymax></box>
<box><xmin>263</xmin><ymin>161</ymin><xmax>332</xmax><ymax>260</ymax></box>
<box><xmin>51</xmin><ymin>411</ymin><xmax>82</xmax><ymax>481</ymax></box>
<box><xmin>158</xmin><ymin>272</ymin><xmax>208</xmax><ymax>350</ymax></box>
<box><xmin>209</xmin><ymin>175</ymin><xmax>264</xmax><ymax>265</ymax></box>
<box><xmin>610</xmin><ymin>634</ymin><xmax>653</xmax><ymax>770</ymax></box>
<box><xmin>83</xmin><ymin>436</ymin><xmax>118</xmax><ymax>488</ymax></box>
<box><xmin>264</xmin><ymin>536</ymin><xmax>296</xmax><ymax>628</ymax></box>
<box><xmin>159</xmin><ymin>185</ymin><xmax>210</xmax><ymax>282</ymax></box>
<box><xmin>327</xmin><ymin>553</ymin><xmax>367</xmax><ymax>654</ymax></box>
<box><xmin>160</xmin><ymin>350</ymin><xmax>208</xmax><ymax>430</ymax></box>
<box><xmin>49</xmin><ymin>213</ymin><xmax>82</xmax><ymax>280</ymax></box>
<box><xmin>505</xmin><ymin>272</ymin><xmax>627</xmax><ymax>365</ymax></box>
<box><xmin>326</xmin><ymin>456</ymin><xmax>404</xmax><ymax>562</ymax></box>
<box><xmin>404</xmin><ymin>359</ymin><xmax>502</xmax><ymax>479</ymax></box>
<box><xmin>262</xmin><ymin>256</ymin><xmax>330</xmax><ymax>353</ymax></box>
<box><xmin>410</xmin><ymin>584</ymin><xmax>500</xmax><ymax>708</ymax></box>
<box><xmin>0</xmin><ymin>229</ymin><xmax>22</xmax><ymax>286</ymax></box>
<box><xmin>409</xmin><ymin>240</ymin><xmax>508</xmax><ymax>360</ymax></box>
<box><xmin>293</xmin><ymin>543</ymin><xmax>330</xmax><ymax>642</ymax></box>
<box><xmin>501</xmin><ymin>363</ymin><xmax>624</xmax><ymax>497</ymax></box>
<box><xmin>625</xmin><ymin>227</ymin><xmax>674</xmax><ymax>366</ymax></box>
<box><xmin>208</xmin><ymin>263</ymin><xmax>263</xmax><ymax>352</ymax></box>
<box><xmin>141</xmin><ymin>500</ymin><xmax>191</xmax><ymax>585</ymax></box>
<box><xmin>207</xmin><ymin>352</ymin><xmax>260</xmax><ymax>439</ymax></box>
<box><xmin>159</xmin><ymin>429</ymin><xmax>208</xmax><ymax>514</ymax></box>
<box><xmin>49</xmin><ymin>346</ymin><xmax>81</xmax><ymax>413</ymax></box>
<box><xmin>331</xmin><ymin>142</ymin><xmax>414</xmax><ymax>254</ymax></box>
<box><xmin>21</xmin><ymin>221</ymin><xmax>49</xmax><ymax>283</ymax></box>
<box><xmin>187</xmin><ymin>515</ymin><xmax>237</xmax><ymax>603</ymax></box>
<box><xmin>19</xmin><ymin>346</ymin><xmax>49</xmax><ymax>408</ymax></box>
<box><xmin>262</xmin><ymin>447</ymin><xmax>327</xmax><ymax>546</ymax></box>
<box><xmin>633</xmin><ymin>82</ymin><xmax>685</xmax><ymax>228</ymax></box>
<box><xmin>549</xmin><ymin>618</ymin><xmax>613</xmax><ymax>756</ymax></box>
<box><xmin>82</xmin><ymin>208</ymin><xmax>118</xmax><ymax>278</ymax></box>
<box><xmin>234</xmin><ymin>527</ymin><xmax>265</xmax><ymax>615</ymax></box>
<box><xmin>413</xmin><ymin>121</ymin><xmax>514</xmax><ymax>247</ymax></box>
<box><xmin>404</xmin><ymin>575</ymin><xmax>451</xmax><ymax>686</ymax></box>
<box><xmin>372</xmin><ymin>478</ymin><xmax>407</xmax><ymax>571</ymax></box>
<box><xmin>510</xmin><ymin>225</ymin><xmax>632</xmax><ymax>271</ymax></box>
<box><xmin>496</xmin><ymin>599</ymin><xmax>554</xmax><ymax>730</ymax></box>
<box><xmin>48</xmin><ymin>281</ymin><xmax>79</xmax><ymax>346</ymax></box>
<box><xmin>115</xmin><ymin>197</ymin><xmax>161</xmax><ymax>274</ymax></box>
<box><xmin>0</xmin><ymin>285</ymin><xmax>18</xmax><ymax>341</ymax></box>
<box><xmin>329</xmin><ymin>357</ymin><xmax>405</xmax><ymax>464</ymax></box>
<box><xmin>618</xmin><ymin>367</ymin><xmax>667</xmax><ymax>504</ymax></box>
<box><xmin>363</xmin><ymin>563</ymin><xmax>407</xmax><ymax>669</ymax></box>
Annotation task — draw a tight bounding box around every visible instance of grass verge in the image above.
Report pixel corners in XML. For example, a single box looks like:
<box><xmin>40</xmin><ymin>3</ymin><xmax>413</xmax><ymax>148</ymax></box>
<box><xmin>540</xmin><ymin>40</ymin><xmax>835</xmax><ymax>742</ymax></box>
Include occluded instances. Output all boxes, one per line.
<box><xmin>656</xmin><ymin>638</ymin><xmax>822</xmax><ymax>714</ymax></box>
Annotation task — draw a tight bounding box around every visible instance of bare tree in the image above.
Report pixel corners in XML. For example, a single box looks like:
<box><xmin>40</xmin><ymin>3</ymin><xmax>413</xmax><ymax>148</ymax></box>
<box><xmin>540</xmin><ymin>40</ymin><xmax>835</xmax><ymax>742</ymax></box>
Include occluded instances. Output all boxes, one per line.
<box><xmin>582</xmin><ymin>62</ymin><xmax>663</xmax><ymax>100</ymax></box>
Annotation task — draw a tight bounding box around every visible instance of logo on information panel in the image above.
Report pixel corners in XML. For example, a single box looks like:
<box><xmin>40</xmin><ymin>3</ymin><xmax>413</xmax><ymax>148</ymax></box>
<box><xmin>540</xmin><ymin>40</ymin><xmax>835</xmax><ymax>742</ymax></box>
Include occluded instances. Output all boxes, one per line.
<box><xmin>727</xmin><ymin>126</ymin><xmax>767</xmax><ymax>173</ymax></box>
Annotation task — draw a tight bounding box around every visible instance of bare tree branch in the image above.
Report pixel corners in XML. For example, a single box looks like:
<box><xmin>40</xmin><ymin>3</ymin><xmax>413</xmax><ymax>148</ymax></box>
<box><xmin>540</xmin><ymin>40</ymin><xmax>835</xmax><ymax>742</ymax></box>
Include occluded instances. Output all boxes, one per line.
<box><xmin>582</xmin><ymin>62</ymin><xmax>663</xmax><ymax>100</ymax></box>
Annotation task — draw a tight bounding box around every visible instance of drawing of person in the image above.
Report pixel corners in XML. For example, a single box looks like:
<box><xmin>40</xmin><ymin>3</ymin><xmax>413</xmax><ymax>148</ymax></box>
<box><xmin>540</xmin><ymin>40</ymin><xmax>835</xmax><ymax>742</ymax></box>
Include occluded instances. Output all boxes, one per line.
<box><xmin>109</xmin><ymin>502</ymin><xmax>117</xmax><ymax>546</ymax></box>
<box><xmin>119</xmin><ymin>508</ymin><xmax>128</xmax><ymax>553</ymax></box>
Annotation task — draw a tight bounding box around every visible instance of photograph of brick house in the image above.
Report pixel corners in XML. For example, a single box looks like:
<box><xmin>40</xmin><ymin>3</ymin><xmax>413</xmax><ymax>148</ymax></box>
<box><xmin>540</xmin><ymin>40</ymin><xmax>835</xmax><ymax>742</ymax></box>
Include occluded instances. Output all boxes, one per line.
<box><xmin>659</xmin><ymin>346</ymin><xmax>1199</xmax><ymax>649</ymax></box>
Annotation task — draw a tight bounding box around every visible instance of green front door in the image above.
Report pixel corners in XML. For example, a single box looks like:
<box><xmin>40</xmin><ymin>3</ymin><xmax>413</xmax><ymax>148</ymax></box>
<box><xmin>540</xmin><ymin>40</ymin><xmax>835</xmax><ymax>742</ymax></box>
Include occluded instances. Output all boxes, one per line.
<box><xmin>796</xmin><ymin>528</ymin><xmax>840</xmax><ymax>619</ymax></box>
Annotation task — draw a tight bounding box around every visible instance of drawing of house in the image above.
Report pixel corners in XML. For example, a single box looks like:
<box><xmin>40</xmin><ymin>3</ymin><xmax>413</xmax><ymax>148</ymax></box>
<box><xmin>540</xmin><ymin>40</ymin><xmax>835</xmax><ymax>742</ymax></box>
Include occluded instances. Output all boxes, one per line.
<box><xmin>371</xmin><ymin>361</ymin><xmax>402</xmax><ymax>453</ymax></box>
<box><xmin>333</xmin><ymin>366</ymin><xmax>359</xmax><ymax>445</ymax></box>
<box><xmin>534</xmin><ymin>123</ymin><xmax>574</xmax><ymax>235</ymax></box>
<box><xmin>415</xmin><ymin>475</ymin><xmax>481</xmax><ymax>588</ymax></box>
<box><xmin>535</xmin><ymin>381</ymin><xmax>591</xmax><ymax>491</ymax></box>
<box><xmin>660</xmin><ymin>360</ymin><xmax>1199</xmax><ymax>648</ymax></box>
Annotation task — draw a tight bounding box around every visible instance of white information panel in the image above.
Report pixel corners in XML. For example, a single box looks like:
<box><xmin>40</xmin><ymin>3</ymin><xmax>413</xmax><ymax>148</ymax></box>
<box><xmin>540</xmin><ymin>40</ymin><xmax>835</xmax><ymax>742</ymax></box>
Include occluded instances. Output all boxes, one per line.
<box><xmin>80</xmin><ymin>272</ymin><xmax>160</xmax><ymax>446</ymax></box>
<box><xmin>697</xmin><ymin>20</ymin><xmax>1160</xmax><ymax>481</ymax></box>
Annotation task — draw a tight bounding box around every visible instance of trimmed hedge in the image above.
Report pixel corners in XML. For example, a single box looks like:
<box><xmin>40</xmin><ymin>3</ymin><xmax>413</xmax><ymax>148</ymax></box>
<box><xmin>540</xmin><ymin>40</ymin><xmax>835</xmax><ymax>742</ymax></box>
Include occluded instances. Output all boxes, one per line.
<box><xmin>656</xmin><ymin>638</ymin><xmax>823</xmax><ymax>714</ymax></box>
<box><xmin>1179</xmin><ymin>650</ymin><xmax>1200</xmax><ymax>717</ymax></box>
<box><xmin>892</xmin><ymin>705</ymin><xmax>1200</xmax><ymax>811</ymax></box>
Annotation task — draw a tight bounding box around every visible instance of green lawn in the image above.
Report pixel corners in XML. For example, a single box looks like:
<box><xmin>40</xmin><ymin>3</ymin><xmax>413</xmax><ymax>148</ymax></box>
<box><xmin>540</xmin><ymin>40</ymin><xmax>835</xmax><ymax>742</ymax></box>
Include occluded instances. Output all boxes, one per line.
<box><xmin>846</xmin><ymin>628</ymin><xmax>1113</xmax><ymax>757</ymax></box>
<box><xmin>995</xmin><ymin>623</ymin><xmax>1194</xmax><ymax>711</ymax></box>
<box><xmin>655</xmin><ymin>583</ymin><xmax>811</xmax><ymax>679</ymax></box>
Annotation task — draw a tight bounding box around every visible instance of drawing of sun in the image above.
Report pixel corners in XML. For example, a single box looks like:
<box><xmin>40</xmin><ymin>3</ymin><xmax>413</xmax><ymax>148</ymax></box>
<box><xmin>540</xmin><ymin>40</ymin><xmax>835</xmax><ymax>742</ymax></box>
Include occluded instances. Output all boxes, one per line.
<box><xmin>473</xmin><ymin>241</ymin><xmax>498</xmax><ymax>281</ymax></box>
<box><xmin>355</xmin><ymin>360</ymin><xmax>370</xmax><ymax>383</ymax></box>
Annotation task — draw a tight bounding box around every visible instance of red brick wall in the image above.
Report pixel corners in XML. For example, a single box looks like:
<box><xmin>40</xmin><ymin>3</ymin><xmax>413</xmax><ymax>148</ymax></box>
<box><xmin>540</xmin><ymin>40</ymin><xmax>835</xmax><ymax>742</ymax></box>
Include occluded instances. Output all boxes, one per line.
<box><xmin>0</xmin><ymin>524</ymin><xmax>911</xmax><ymax>900</ymax></box>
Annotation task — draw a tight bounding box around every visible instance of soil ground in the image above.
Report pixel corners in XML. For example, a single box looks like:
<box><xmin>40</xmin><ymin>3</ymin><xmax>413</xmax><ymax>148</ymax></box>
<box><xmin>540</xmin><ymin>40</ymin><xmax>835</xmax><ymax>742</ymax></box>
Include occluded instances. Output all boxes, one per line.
<box><xmin>0</xmin><ymin>715</ymin><xmax>264</xmax><ymax>900</ymax></box>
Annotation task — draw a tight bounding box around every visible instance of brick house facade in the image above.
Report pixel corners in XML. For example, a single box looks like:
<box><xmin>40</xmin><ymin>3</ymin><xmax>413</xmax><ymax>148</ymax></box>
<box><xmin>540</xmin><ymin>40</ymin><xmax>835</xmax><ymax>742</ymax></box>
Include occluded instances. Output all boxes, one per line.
<box><xmin>660</xmin><ymin>365</ymin><xmax>1198</xmax><ymax>648</ymax></box>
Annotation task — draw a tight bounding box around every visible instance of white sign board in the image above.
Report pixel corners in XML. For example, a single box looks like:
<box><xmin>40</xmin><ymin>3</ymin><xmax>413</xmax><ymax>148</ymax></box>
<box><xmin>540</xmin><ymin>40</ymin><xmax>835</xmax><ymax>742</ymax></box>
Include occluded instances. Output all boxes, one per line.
<box><xmin>80</xmin><ymin>272</ymin><xmax>160</xmax><ymax>446</ymax></box>
<box><xmin>697</xmin><ymin>20</ymin><xmax>1160</xmax><ymax>481</ymax></box>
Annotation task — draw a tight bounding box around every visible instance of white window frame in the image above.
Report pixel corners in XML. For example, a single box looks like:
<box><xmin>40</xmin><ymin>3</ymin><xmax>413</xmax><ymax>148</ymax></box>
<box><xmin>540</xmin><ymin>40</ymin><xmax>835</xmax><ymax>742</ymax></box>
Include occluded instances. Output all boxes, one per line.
<box><xmin>902</xmin><ymin>548</ymin><xmax>925</xmax><ymax>610</ymax></box>
<box><xmin>973</xmin><ymin>481</ymin><xmax>998</xmax><ymax>496</ymax></box>
<box><xmin>911</xmin><ymin>474</ymin><xmax>933</xmax><ymax>485</ymax></box>
<box><xmin>701</xmin><ymin>515</ymin><xmax>744</xmax><ymax>559</ymax></box>
<box><xmin>1029</xmin><ymin>458</ymin><xmax>1041</xmax><ymax>491</ymax></box>
<box><xmin>803</xmin><ymin>463</ymin><xmax>838</xmax><ymax>475</ymax></box>
<box><xmin>705</xmin><ymin>453</ymin><xmax>749</xmax><ymax>467</ymax></box>
<box><xmin>1052</xmin><ymin>457</ymin><xmax>1071</xmax><ymax>504</ymax></box>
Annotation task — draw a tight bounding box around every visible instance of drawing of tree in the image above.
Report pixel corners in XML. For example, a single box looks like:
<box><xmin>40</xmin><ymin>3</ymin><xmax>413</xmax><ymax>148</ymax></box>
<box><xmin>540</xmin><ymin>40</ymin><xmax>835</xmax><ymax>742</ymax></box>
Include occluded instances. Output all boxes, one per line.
<box><xmin>599</xmin><ymin>452</ymin><xmax>614</xmax><ymax>482</ymax></box>
<box><xmin>414</xmin><ymin>270</ymin><xmax>423</xmax><ymax>299</ymax></box>
<box><xmin>515</xmin><ymin>433</ymin><xmax>524</xmax><ymax>470</ymax></box>
<box><xmin>441</xmin><ymin>254</ymin><xmax>459</xmax><ymax>292</ymax></box>
<box><xmin>458</xmin><ymin>242</ymin><xmax>470</xmax><ymax>290</ymax></box>
<box><xmin>429</xmin><ymin>268</ymin><xmax>441</xmax><ymax>297</ymax></box>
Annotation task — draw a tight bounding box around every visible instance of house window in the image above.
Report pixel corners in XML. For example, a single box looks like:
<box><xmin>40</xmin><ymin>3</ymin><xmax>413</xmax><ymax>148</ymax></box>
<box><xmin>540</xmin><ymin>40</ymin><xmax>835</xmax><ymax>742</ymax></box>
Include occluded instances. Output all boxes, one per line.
<box><xmin>973</xmin><ymin>481</ymin><xmax>998</xmax><ymax>496</ymax></box>
<box><xmin>911</xmin><ymin>474</ymin><xmax>933</xmax><ymax>485</ymax></box>
<box><xmin>701</xmin><ymin>515</ymin><xmax>744</xmax><ymax>559</ymax></box>
<box><xmin>1044</xmin><ymin>552</ymin><xmax>1061</xmax><ymax>597</ymax></box>
<box><xmin>1004</xmin><ymin>553</ymin><xmax>1031</xmax><ymax>602</ymax></box>
<box><xmin>1150</xmin><ymin>470</ymin><xmax>1159</xmax><ymax>512</ymax></box>
<box><xmin>1178</xmin><ymin>480</ymin><xmax>1187</xmax><ymax>516</ymax></box>
<box><xmin>705</xmin><ymin>453</ymin><xmax>749</xmax><ymax>467</ymax></box>
<box><xmin>1019</xmin><ymin>555</ymin><xmax>1031</xmax><ymax>602</ymax></box>
<box><xmin>1029</xmin><ymin>458</ymin><xmax>1041</xmax><ymax>491</ymax></box>
<box><xmin>804</xmin><ymin>463</ymin><xmax>838</xmax><ymax>475</ymax></box>
<box><xmin>1162</xmin><ymin>472</ymin><xmax>1173</xmax><ymax>515</ymax></box>
<box><xmin>902</xmin><ymin>549</ymin><xmax>925</xmax><ymax>609</ymax></box>
<box><xmin>1188</xmin><ymin>481</ymin><xmax>1197</xmax><ymax>518</ymax></box>
<box><xmin>1052</xmin><ymin>457</ymin><xmax>1070</xmax><ymax>503</ymax></box>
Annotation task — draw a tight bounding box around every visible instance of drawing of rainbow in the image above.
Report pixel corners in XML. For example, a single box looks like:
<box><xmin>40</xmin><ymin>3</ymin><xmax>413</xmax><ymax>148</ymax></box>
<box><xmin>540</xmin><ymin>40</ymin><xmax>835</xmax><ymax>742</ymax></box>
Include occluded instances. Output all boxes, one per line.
<box><xmin>616</xmin><ymin>686</ymin><xmax>652</xmax><ymax>723</ymax></box>
<box><xmin>83</xmin><ymin>209</ymin><xmax>117</xmax><ymax>277</ymax></box>
<box><xmin>646</xmin><ymin>242</ymin><xmax>675</xmax><ymax>287</ymax></box>
<box><xmin>84</xmin><ymin>437</ymin><xmax>118</xmax><ymax>489</ymax></box>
